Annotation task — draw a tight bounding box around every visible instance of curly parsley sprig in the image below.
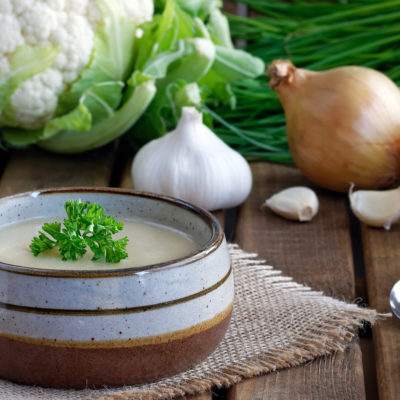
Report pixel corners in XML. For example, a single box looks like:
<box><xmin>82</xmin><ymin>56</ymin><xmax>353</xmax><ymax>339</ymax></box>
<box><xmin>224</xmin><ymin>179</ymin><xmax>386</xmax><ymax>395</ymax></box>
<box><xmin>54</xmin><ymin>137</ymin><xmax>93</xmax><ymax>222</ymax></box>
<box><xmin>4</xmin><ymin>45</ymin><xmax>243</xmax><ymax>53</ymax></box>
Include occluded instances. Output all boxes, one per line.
<box><xmin>30</xmin><ymin>200</ymin><xmax>129</xmax><ymax>263</ymax></box>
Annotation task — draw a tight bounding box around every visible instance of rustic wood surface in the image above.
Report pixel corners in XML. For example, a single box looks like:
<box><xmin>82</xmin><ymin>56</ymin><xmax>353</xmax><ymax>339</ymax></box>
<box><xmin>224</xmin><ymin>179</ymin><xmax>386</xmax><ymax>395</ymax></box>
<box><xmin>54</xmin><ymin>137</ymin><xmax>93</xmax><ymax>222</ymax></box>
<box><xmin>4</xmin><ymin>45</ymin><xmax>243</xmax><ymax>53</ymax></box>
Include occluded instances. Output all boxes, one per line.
<box><xmin>227</xmin><ymin>340</ymin><xmax>365</xmax><ymax>400</ymax></box>
<box><xmin>0</xmin><ymin>1</ymin><xmax>393</xmax><ymax>399</ymax></box>
<box><xmin>219</xmin><ymin>0</ymin><xmax>389</xmax><ymax>397</ymax></box>
<box><xmin>0</xmin><ymin>146</ymin><xmax>116</xmax><ymax>196</ymax></box>
<box><xmin>0</xmin><ymin>146</ymin><xmax>387</xmax><ymax>400</ymax></box>
<box><xmin>178</xmin><ymin>394</ymin><xmax>213</xmax><ymax>400</ymax></box>
<box><xmin>235</xmin><ymin>163</ymin><xmax>355</xmax><ymax>301</ymax></box>
<box><xmin>362</xmin><ymin>225</ymin><xmax>400</xmax><ymax>400</ymax></box>
<box><xmin>228</xmin><ymin>162</ymin><xmax>366</xmax><ymax>400</ymax></box>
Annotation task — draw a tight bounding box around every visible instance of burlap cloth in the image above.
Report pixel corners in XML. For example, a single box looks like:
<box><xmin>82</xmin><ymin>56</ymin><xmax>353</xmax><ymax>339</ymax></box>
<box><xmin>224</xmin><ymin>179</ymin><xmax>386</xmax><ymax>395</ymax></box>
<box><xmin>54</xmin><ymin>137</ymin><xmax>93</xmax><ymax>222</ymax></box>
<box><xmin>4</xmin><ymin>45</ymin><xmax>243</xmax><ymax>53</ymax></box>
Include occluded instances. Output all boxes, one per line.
<box><xmin>1</xmin><ymin>244</ymin><xmax>380</xmax><ymax>400</ymax></box>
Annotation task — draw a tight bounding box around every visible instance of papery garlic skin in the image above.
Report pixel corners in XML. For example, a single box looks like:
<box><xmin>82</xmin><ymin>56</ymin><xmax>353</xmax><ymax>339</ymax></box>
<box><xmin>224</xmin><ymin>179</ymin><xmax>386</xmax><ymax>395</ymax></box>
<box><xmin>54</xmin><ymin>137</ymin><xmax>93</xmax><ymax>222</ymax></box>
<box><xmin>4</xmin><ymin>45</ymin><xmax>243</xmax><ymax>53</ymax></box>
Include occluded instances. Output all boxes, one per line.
<box><xmin>267</xmin><ymin>60</ymin><xmax>400</xmax><ymax>193</ymax></box>
<box><xmin>349</xmin><ymin>186</ymin><xmax>400</xmax><ymax>230</ymax></box>
<box><xmin>264</xmin><ymin>186</ymin><xmax>319</xmax><ymax>222</ymax></box>
<box><xmin>131</xmin><ymin>107</ymin><xmax>252</xmax><ymax>211</ymax></box>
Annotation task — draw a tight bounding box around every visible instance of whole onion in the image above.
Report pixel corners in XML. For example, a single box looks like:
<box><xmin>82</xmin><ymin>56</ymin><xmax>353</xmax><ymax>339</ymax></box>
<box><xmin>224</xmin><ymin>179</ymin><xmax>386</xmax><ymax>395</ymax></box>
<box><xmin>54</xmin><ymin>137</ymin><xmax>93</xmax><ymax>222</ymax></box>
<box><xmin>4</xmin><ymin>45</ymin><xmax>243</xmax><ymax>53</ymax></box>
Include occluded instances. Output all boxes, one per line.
<box><xmin>267</xmin><ymin>60</ymin><xmax>400</xmax><ymax>192</ymax></box>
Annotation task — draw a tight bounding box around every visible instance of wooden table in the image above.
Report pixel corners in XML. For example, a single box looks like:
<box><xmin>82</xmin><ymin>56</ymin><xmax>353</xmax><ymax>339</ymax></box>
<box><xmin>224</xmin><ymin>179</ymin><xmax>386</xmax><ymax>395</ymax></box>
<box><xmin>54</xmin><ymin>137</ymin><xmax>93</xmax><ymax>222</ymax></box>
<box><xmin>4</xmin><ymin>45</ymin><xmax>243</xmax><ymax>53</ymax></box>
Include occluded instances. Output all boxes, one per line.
<box><xmin>0</xmin><ymin>142</ymin><xmax>398</xmax><ymax>400</ymax></box>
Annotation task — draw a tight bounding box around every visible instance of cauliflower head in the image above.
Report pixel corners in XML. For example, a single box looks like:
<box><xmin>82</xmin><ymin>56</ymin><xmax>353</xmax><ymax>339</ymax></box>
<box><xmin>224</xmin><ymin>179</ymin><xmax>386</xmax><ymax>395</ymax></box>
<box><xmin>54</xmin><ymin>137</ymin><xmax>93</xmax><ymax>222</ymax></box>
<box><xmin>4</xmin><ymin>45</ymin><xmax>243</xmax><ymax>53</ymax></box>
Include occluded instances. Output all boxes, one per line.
<box><xmin>0</xmin><ymin>0</ymin><xmax>154</xmax><ymax>129</ymax></box>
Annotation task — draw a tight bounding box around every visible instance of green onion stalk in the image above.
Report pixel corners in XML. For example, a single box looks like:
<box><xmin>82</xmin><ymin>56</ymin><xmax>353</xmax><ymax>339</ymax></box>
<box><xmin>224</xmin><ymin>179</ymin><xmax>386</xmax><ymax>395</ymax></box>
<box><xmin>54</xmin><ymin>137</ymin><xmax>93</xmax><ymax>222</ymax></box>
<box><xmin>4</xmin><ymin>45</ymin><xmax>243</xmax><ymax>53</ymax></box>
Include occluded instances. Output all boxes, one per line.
<box><xmin>212</xmin><ymin>0</ymin><xmax>400</xmax><ymax>162</ymax></box>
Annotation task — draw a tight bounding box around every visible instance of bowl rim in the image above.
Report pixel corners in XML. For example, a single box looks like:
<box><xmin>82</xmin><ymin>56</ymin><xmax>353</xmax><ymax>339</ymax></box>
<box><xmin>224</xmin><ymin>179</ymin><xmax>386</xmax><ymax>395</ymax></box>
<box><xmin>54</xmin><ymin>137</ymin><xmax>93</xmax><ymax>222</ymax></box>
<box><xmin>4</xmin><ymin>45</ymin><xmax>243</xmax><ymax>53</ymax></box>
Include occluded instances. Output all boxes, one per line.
<box><xmin>0</xmin><ymin>187</ymin><xmax>225</xmax><ymax>277</ymax></box>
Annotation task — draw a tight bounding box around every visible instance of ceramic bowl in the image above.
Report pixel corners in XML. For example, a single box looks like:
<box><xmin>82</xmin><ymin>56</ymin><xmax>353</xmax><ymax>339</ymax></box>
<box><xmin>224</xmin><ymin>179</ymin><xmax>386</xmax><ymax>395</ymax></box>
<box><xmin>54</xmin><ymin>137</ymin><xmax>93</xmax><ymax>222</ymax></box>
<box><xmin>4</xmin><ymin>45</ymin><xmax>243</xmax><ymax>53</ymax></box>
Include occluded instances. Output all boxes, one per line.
<box><xmin>0</xmin><ymin>188</ymin><xmax>233</xmax><ymax>388</ymax></box>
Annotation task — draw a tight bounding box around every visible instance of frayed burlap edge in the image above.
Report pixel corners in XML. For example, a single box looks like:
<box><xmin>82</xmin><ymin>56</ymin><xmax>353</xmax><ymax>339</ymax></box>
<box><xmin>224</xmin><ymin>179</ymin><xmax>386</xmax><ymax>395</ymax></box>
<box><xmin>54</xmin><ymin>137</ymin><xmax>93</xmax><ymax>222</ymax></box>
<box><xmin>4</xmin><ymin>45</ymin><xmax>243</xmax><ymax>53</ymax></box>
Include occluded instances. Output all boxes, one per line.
<box><xmin>93</xmin><ymin>245</ymin><xmax>385</xmax><ymax>400</ymax></box>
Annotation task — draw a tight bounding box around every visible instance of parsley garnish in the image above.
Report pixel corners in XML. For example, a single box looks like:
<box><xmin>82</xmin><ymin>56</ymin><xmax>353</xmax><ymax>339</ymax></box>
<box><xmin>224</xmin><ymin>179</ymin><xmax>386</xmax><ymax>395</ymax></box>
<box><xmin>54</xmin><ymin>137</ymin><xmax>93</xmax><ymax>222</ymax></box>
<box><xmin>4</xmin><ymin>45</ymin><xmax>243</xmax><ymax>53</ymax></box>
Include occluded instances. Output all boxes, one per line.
<box><xmin>30</xmin><ymin>200</ymin><xmax>129</xmax><ymax>263</ymax></box>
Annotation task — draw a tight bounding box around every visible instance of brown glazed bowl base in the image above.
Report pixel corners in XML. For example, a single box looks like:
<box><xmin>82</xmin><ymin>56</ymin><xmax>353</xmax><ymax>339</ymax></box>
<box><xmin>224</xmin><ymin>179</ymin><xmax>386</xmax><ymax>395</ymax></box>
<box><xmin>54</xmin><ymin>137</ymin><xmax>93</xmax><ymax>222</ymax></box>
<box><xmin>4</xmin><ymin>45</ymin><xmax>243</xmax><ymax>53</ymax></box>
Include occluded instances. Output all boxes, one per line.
<box><xmin>0</xmin><ymin>308</ymin><xmax>232</xmax><ymax>389</ymax></box>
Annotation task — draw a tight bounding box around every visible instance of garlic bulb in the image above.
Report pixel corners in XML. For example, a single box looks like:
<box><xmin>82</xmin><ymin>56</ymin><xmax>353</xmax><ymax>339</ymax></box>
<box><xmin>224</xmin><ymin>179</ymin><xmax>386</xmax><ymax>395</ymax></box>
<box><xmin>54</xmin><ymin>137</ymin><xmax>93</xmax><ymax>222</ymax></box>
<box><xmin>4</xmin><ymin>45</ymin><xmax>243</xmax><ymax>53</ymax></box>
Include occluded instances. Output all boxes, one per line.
<box><xmin>267</xmin><ymin>60</ymin><xmax>400</xmax><ymax>193</ymax></box>
<box><xmin>131</xmin><ymin>107</ymin><xmax>252</xmax><ymax>211</ymax></box>
<box><xmin>263</xmin><ymin>186</ymin><xmax>319</xmax><ymax>222</ymax></box>
<box><xmin>349</xmin><ymin>186</ymin><xmax>400</xmax><ymax>230</ymax></box>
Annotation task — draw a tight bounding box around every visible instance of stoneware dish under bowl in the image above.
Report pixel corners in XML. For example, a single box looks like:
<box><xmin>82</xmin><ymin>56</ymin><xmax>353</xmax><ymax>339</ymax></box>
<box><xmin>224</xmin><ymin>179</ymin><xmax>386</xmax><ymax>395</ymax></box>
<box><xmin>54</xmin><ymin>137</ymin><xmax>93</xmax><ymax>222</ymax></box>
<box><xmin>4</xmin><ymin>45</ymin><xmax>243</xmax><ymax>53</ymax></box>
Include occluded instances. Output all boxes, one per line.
<box><xmin>0</xmin><ymin>188</ymin><xmax>233</xmax><ymax>388</ymax></box>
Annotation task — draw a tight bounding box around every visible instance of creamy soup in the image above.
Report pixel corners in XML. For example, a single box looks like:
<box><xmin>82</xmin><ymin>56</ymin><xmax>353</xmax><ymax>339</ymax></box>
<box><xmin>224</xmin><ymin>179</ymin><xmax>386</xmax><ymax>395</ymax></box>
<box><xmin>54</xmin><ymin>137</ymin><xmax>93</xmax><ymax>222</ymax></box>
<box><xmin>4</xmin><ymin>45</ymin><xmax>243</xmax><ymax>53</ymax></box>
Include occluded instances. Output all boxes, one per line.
<box><xmin>0</xmin><ymin>217</ymin><xmax>199</xmax><ymax>270</ymax></box>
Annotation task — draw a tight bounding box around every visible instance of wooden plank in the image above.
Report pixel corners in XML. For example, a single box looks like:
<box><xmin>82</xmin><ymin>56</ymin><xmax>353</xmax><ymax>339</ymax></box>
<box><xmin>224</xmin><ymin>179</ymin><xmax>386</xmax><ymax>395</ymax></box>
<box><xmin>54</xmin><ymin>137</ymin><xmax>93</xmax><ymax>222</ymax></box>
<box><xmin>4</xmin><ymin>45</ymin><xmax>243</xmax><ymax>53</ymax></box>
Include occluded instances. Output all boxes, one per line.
<box><xmin>235</xmin><ymin>162</ymin><xmax>355</xmax><ymax>300</ymax></box>
<box><xmin>222</xmin><ymin>0</ymin><xmax>237</xmax><ymax>14</ymax></box>
<box><xmin>176</xmin><ymin>393</ymin><xmax>213</xmax><ymax>400</ymax></box>
<box><xmin>362</xmin><ymin>224</ymin><xmax>400</xmax><ymax>400</ymax></box>
<box><xmin>0</xmin><ymin>145</ymin><xmax>116</xmax><ymax>196</ymax></box>
<box><xmin>359</xmin><ymin>337</ymin><xmax>379</xmax><ymax>400</ymax></box>
<box><xmin>118</xmin><ymin>154</ymin><xmax>134</xmax><ymax>189</ymax></box>
<box><xmin>229</xmin><ymin>162</ymin><xmax>364</xmax><ymax>400</ymax></box>
<box><xmin>228</xmin><ymin>340</ymin><xmax>365</xmax><ymax>400</ymax></box>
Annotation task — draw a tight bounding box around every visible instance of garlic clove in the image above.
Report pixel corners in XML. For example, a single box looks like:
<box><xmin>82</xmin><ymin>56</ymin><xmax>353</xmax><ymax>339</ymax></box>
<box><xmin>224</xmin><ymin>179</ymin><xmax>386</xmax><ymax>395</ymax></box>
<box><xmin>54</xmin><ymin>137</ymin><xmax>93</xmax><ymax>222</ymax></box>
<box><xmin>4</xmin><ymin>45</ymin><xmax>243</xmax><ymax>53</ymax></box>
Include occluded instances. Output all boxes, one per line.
<box><xmin>264</xmin><ymin>186</ymin><xmax>319</xmax><ymax>222</ymax></box>
<box><xmin>349</xmin><ymin>186</ymin><xmax>400</xmax><ymax>230</ymax></box>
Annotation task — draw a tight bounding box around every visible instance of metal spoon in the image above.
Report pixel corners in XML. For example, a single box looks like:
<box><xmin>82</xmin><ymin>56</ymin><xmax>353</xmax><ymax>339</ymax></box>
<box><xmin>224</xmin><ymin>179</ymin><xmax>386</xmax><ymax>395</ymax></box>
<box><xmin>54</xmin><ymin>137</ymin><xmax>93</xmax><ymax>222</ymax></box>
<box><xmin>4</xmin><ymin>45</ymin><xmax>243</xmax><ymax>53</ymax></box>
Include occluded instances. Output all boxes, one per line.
<box><xmin>389</xmin><ymin>280</ymin><xmax>400</xmax><ymax>319</ymax></box>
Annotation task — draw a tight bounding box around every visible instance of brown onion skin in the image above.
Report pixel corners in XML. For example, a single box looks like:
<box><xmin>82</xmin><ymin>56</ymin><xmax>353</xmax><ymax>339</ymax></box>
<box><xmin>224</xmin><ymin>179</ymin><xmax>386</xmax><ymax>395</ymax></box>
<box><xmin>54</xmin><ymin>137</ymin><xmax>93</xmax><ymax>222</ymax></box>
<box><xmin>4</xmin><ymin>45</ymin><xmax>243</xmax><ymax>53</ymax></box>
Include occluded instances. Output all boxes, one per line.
<box><xmin>267</xmin><ymin>60</ymin><xmax>400</xmax><ymax>192</ymax></box>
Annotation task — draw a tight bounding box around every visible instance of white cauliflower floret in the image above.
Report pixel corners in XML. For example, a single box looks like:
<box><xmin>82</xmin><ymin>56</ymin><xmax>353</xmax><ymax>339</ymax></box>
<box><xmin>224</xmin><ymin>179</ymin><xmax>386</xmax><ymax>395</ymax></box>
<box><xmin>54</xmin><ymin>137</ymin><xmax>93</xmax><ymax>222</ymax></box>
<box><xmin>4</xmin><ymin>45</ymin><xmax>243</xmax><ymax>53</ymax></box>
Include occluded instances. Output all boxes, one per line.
<box><xmin>19</xmin><ymin>2</ymin><xmax>59</xmax><ymax>44</ymax></box>
<box><xmin>51</xmin><ymin>13</ymin><xmax>95</xmax><ymax>83</ymax></box>
<box><xmin>1</xmin><ymin>0</ymin><xmax>154</xmax><ymax>129</ymax></box>
<box><xmin>86</xmin><ymin>3</ymin><xmax>102</xmax><ymax>25</ymax></box>
<box><xmin>64</xmin><ymin>0</ymin><xmax>89</xmax><ymax>16</ymax></box>
<box><xmin>0</xmin><ymin>14</ymin><xmax>24</xmax><ymax>53</ymax></box>
<box><xmin>11</xmin><ymin>68</ymin><xmax>65</xmax><ymax>128</ymax></box>
<box><xmin>0</xmin><ymin>0</ymin><xmax>12</xmax><ymax>14</ymax></box>
<box><xmin>117</xmin><ymin>0</ymin><xmax>154</xmax><ymax>25</ymax></box>
<box><xmin>11</xmin><ymin>0</ymin><xmax>31</xmax><ymax>15</ymax></box>
<box><xmin>45</xmin><ymin>0</ymin><xmax>65</xmax><ymax>11</ymax></box>
<box><xmin>0</xmin><ymin>58</ymin><xmax>10</xmax><ymax>78</ymax></box>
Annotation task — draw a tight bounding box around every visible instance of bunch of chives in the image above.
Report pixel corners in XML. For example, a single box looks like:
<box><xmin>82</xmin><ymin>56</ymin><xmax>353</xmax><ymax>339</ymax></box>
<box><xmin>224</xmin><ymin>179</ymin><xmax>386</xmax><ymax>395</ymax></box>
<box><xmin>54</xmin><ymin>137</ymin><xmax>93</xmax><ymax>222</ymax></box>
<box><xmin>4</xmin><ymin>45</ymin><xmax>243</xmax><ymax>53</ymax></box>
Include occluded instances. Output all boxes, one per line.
<box><xmin>213</xmin><ymin>0</ymin><xmax>400</xmax><ymax>162</ymax></box>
